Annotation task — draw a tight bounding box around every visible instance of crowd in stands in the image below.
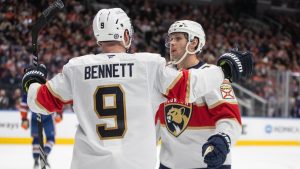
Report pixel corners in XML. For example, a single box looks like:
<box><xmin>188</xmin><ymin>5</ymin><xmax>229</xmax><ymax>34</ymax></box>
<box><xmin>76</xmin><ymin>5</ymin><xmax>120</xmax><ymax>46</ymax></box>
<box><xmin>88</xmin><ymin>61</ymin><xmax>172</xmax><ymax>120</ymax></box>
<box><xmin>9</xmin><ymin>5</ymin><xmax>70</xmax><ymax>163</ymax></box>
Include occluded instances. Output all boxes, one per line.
<box><xmin>1</xmin><ymin>0</ymin><xmax>299</xmax><ymax>117</ymax></box>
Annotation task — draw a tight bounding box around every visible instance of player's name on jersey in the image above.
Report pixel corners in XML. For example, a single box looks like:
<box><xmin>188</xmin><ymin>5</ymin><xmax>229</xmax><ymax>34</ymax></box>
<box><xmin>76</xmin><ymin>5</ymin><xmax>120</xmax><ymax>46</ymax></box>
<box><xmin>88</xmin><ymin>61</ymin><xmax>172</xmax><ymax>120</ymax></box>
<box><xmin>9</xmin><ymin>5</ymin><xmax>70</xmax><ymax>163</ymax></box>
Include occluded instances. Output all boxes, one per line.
<box><xmin>84</xmin><ymin>63</ymin><xmax>134</xmax><ymax>79</ymax></box>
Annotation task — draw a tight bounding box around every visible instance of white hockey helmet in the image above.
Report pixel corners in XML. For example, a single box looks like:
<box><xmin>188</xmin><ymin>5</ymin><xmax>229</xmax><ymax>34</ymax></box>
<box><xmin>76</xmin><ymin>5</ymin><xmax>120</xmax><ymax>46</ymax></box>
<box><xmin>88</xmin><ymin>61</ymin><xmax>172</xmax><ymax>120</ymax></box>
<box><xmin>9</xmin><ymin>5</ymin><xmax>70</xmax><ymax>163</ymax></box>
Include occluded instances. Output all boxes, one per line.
<box><xmin>167</xmin><ymin>20</ymin><xmax>206</xmax><ymax>53</ymax></box>
<box><xmin>92</xmin><ymin>8</ymin><xmax>133</xmax><ymax>49</ymax></box>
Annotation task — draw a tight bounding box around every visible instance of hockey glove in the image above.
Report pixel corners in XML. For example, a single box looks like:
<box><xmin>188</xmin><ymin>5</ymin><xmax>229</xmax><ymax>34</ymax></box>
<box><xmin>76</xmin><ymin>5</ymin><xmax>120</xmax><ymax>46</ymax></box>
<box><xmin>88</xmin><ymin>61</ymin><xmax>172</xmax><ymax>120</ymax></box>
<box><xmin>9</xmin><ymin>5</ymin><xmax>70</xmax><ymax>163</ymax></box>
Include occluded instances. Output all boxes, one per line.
<box><xmin>22</xmin><ymin>64</ymin><xmax>47</xmax><ymax>93</ymax></box>
<box><xmin>202</xmin><ymin>133</ymin><xmax>231</xmax><ymax>169</ymax></box>
<box><xmin>21</xmin><ymin>118</ymin><xmax>29</xmax><ymax>130</ymax></box>
<box><xmin>55</xmin><ymin>113</ymin><xmax>63</xmax><ymax>123</ymax></box>
<box><xmin>217</xmin><ymin>49</ymin><xmax>253</xmax><ymax>82</ymax></box>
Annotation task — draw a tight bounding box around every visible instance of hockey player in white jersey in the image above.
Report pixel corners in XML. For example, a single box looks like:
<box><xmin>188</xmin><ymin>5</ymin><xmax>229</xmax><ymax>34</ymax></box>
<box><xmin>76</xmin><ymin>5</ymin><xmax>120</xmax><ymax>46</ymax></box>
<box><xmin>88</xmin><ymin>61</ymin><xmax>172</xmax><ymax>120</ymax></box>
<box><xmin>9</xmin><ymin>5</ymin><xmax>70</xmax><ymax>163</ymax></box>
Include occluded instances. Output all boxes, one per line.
<box><xmin>156</xmin><ymin>20</ymin><xmax>253</xmax><ymax>169</ymax></box>
<box><xmin>22</xmin><ymin>9</ymin><xmax>250</xmax><ymax>169</ymax></box>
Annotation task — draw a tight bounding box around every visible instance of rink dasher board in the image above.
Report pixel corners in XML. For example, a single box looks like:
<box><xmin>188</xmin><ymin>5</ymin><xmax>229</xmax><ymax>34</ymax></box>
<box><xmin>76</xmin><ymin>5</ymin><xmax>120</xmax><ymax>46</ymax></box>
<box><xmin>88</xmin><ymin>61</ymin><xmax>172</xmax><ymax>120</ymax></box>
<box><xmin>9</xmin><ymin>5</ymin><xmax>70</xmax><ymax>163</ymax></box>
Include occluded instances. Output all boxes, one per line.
<box><xmin>0</xmin><ymin>111</ymin><xmax>300</xmax><ymax>146</ymax></box>
<box><xmin>0</xmin><ymin>110</ymin><xmax>77</xmax><ymax>144</ymax></box>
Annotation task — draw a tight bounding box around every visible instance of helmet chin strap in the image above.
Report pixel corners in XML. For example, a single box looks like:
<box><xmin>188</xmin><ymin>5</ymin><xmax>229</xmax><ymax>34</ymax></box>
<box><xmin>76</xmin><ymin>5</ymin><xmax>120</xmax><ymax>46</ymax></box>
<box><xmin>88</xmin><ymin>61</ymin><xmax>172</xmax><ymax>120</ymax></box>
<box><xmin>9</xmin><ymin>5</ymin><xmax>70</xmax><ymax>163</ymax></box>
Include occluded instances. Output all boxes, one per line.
<box><xmin>122</xmin><ymin>38</ymin><xmax>131</xmax><ymax>49</ymax></box>
<box><xmin>170</xmin><ymin>41</ymin><xmax>198</xmax><ymax>65</ymax></box>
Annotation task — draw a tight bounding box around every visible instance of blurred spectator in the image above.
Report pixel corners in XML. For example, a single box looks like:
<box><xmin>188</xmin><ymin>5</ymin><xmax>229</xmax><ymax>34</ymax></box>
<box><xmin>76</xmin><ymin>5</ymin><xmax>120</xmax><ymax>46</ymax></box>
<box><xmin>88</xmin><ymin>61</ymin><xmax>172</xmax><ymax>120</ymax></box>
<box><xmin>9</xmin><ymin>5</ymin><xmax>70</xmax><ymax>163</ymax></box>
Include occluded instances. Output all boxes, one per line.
<box><xmin>0</xmin><ymin>89</ymin><xmax>9</xmax><ymax>109</ymax></box>
<box><xmin>0</xmin><ymin>0</ymin><xmax>300</xmax><ymax>116</ymax></box>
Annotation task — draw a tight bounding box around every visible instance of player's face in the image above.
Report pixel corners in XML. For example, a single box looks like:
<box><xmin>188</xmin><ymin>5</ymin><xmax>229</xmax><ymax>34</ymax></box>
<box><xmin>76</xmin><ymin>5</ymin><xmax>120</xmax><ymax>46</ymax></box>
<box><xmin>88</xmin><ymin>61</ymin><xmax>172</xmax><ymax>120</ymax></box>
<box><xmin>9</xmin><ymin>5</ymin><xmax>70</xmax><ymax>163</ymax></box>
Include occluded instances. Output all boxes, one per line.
<box><xmin>168</xmin><ymin>33</ymin><xmax>188</xmax><ymax>61</ymax></box>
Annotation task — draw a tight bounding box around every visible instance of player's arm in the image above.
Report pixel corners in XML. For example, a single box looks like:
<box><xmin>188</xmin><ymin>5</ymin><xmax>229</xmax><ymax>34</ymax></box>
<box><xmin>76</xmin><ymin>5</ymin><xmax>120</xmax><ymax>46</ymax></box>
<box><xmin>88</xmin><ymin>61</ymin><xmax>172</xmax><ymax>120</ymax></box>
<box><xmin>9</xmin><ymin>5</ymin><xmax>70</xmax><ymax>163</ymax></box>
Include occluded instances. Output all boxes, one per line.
<box><xmin>155</xmin><ymin>104</ymin><xmax>164</xmax><ymax>143</ymax></box>
<box><xmin>19</xmin><ymin>94</ymin><xmax>30</xmax><ymax>130</ymax></box>
<box><xmin>201</xmin><ymin>81</ymin><xmax>242</xmax><ymax>168</ymax></box>
<box><xmin>157</xmin><ymin>62</ymin><xmax>224</xmax><ymax>103</ymax></box>
<box><xmin>202</xmin><ymin>121</ymin><xmax>241</xmax><ymax>168</ymax></box>
<box><xmin>22</xmin><ymin>64</ymin><xmax>73</xmax><ymax>115</ymax></box>
<box><xmin>157</xmin><ymin>50</ymin><xmax>253</xmax><ymax>103</ymax></box>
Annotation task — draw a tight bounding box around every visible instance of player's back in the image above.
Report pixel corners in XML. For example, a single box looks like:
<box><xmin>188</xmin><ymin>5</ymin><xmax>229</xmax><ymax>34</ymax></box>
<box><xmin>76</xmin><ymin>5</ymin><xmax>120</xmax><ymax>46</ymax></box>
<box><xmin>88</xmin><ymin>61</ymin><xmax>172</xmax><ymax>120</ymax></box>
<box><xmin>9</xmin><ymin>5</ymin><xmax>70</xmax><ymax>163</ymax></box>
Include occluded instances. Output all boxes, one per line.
<box><xmin>66</xmin><ymin>52</ymin><xmax>165</xmax><ymax>169</ymax></box>
<box><xmin>28</xmin><ymin>51</ymin><xmax>225</xmax><ymax>169</ymax></box>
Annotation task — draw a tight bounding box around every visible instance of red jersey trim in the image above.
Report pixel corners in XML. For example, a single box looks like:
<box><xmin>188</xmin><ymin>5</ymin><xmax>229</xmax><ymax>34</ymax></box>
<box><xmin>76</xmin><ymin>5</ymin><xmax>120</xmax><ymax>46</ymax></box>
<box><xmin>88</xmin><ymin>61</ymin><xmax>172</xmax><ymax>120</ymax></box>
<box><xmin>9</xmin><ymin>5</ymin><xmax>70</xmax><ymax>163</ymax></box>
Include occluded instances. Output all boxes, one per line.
<box><xmin>36</xmin><ymin>84</ymin><xmax>72</xmax><ymax>113</ymax></box>
<box><xmin>208</xmin><ymin>100</ymin><xmax>238</xmax><ymax>109</ymax></box>
<box><xmin>161</xmin><ymin>124</ymin><xmax>216</xmax><ymax>130</ymax></box>
<box><xmin>165</xmin><ymin>72</ymin><xmax>183</xmax><ymax>96</ymax></box>
<box><xmin>209</xmin><ymin>102</ymin><xmax>242</xmax><ymax>124</ymax></box>
<box><xmin>164</xmin><ymin>70</ymin><xmax>190</xmax><ymax>103</ymax></box>
<box><xmin>185</xmin><ymin>71</ymin><xmax>191</xmax><ymax>103</ymax></box>
<box><xmin>157</xmin><ymin>101</ymin><xmax>241</xmax><ymax>127</ymax></box>
<box><xmin>46</xmin><ymin>83</ymin><xmax>73</xmax><ymax>104</ymax></box>
<box><xmin>35</xmin><ymin>85</ymin><xmax>52</xmax><ymax>114</ymax></box>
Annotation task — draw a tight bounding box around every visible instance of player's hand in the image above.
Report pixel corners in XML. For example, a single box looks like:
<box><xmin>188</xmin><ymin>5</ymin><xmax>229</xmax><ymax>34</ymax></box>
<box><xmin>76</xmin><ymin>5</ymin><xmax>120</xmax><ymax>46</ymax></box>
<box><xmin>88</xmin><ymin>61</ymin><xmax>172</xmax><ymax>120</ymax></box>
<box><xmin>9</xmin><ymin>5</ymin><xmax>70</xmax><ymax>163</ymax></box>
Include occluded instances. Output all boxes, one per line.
<box><xmin>55</xmin><ymin>113</ymin><xmax>63</xmax><ymax>123</ymax></box>
<box><xmin>202</xmin><ymin>133</ymin><xmax>231</xmax><ymax>168</ymax></box>
<box><xmin>217</xmin><ymin>49</ymin><xmax>253</xmax><ymax>82</ymax></box>
<box><xmin>22</xmin><ymin>64</ymin><xmax>47</xmax><ymax>93</ymax></box>
<box><xmin>21</xmin><ymin>118</ymin><xmax>29</xmax><ymax>130</ymax></box>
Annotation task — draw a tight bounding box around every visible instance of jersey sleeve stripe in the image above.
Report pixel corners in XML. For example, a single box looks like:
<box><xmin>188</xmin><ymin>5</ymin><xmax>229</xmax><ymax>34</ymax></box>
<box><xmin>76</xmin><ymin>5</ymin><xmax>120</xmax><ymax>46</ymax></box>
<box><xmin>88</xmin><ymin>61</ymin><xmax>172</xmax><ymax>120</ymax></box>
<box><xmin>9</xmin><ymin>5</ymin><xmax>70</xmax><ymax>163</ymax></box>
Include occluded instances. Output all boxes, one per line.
<box><xmin>209</xmin><ymin>102</ymin><xmax>242</xmax><ymax>124</ymax></box>
<box><xmin>35</xmin><ymin>97</ymin><xmax>52</xmax><ymax>114</ymax></box>
<box><xmin>194</xmin><ymin>102</ymin><xmax>206</xmax><ymax>107</ymax></box>
<box><xmin>185</xmin><ymin>71</ymin><xmax>191</xmax><ymax>103</ymax></box>
<box><xmin>35</xmin><ymin>85</ymin><xmax>52</xmax><ymax>114</ymax></box>
<box><xmin>19</xmin><ymin>103</ymin><xmax>29</xmax><ymax>112</ymax></box>
<box><xmin>160</xmin><ymin>124</ymin><xmax>216</xmax><ymax>130</ymax></box>
<box><xmin>208</xmin><ymin>100</ymin><xmax>238</xmax><ymax>109</ymax></box>
<box><xmin>165</xmin><ymin>72</ymin><xmax>183</xmax><ymax>96</ymax></box>
<box><xmin>46</xmin><ymin>82</ymin><xmax>72</xmax><ymax>104</ymax></box>
<box><xmin>36</xmin><ymin>84</ymin><xmax>66</xmax><ymax>113</ymax></box>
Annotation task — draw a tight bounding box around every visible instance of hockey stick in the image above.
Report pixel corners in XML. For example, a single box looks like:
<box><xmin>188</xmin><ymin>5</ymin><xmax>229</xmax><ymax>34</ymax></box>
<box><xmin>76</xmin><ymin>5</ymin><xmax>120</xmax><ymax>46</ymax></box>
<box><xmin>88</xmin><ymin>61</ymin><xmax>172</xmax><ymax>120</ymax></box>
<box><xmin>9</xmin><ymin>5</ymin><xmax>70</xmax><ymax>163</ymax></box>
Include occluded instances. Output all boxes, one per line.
<box><xmin>31</xmin><ymin>1</ymin><xmax>64</xmax><ymax>169</ymax></box>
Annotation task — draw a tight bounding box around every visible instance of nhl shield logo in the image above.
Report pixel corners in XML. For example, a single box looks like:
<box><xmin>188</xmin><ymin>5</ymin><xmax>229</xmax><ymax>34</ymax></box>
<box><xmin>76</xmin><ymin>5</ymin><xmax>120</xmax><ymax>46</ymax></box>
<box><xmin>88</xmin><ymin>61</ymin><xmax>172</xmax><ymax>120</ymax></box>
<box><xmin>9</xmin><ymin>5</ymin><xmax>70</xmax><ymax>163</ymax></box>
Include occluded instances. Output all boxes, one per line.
<box><xmin>164</xmin><ymin>103</ymin><xmax>192</xmax><ymax>137</ymax></box>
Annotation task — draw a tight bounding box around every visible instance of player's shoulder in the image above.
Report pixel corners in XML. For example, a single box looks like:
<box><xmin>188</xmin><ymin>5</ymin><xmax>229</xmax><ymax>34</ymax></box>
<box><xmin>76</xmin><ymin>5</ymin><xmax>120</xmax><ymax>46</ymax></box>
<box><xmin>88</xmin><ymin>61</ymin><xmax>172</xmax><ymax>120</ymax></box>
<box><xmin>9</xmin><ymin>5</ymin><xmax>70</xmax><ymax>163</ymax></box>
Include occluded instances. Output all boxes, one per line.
<box><xmin>66</xmin><ymin>54</ymin><xmax>96</xmax><ymax>65</ymax></box>
<box><xmin>199</xmin><ymin>63</ymin><xmax>218</xmax><ymax>69</ymax></box>
<box><xmin>199</xmin><ymin>64</ymin><xmax>231</xmax><ymax>87</ymax></box>
<box><xmin>134</xmin><ymin>52</ymin><xmax>164</xmax><ymax>62</ymax></box>
<box><xmin>63</xmin><ymin>54</ymin><xmax>107</xmax><ymax>70</ymax></box>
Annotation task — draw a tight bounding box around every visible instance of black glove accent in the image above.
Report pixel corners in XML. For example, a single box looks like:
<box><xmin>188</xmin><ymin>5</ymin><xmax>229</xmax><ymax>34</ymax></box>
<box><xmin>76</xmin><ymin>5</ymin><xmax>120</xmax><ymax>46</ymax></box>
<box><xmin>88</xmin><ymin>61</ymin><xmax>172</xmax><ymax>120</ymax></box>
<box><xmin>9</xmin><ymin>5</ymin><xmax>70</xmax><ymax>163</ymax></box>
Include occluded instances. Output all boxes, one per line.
<box><xmin>217</xmin><ymin>49</ymin><xmax>253</xmax><ymax>82</ymax></box>
<box><xmin>22</xmin><ymin>64</ymin><xmax>47</xmax><ymax>93</ymax></box>
<box><xmin>202</xmin><ymin>133</ymin><xmax>231</xmax><ymax>169</ymax></box>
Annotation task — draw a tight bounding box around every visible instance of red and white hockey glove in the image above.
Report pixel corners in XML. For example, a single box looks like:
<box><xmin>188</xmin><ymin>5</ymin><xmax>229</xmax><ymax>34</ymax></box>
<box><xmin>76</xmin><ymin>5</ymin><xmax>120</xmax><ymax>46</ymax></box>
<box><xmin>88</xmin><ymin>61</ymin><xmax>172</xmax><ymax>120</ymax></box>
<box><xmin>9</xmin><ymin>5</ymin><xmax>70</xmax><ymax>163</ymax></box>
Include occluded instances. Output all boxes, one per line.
<box><xmin>202</xmin><ymin>133</ymin><xmax>231</xmax><ymax>168</ymax></box>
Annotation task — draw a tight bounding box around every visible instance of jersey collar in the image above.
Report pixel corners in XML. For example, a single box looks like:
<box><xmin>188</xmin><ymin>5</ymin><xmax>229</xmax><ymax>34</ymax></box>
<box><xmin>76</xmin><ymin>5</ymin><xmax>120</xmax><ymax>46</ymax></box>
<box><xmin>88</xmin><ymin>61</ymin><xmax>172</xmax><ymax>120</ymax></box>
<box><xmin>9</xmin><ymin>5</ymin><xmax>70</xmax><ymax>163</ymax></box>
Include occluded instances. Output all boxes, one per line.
<box><xmin>187</xmin><ymin>61</ymin><xmax>206</xmax><ymax>69</ymax></box>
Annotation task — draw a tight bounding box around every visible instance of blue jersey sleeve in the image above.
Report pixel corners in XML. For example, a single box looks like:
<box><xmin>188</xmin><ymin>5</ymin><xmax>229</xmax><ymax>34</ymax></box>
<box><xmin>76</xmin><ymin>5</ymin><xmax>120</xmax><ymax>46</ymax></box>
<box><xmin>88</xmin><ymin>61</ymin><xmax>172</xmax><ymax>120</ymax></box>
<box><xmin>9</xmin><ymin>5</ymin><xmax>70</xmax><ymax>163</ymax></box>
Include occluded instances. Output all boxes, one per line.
<box><xmin>21</xmin><ymin>93</ymin><xmax>27</xmax><ymax>104</ymax></box>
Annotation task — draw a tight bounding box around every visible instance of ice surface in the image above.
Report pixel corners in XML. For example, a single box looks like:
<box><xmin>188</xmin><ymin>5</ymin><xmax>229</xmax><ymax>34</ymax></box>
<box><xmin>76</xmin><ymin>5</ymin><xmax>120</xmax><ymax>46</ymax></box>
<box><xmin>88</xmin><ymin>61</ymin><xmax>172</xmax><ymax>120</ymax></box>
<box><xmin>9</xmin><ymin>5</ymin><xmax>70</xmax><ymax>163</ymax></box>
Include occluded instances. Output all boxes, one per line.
<box><xmin>1</xmin><ymin>145</ymin><xmax>300</xmax><ymax>169</ymax></box>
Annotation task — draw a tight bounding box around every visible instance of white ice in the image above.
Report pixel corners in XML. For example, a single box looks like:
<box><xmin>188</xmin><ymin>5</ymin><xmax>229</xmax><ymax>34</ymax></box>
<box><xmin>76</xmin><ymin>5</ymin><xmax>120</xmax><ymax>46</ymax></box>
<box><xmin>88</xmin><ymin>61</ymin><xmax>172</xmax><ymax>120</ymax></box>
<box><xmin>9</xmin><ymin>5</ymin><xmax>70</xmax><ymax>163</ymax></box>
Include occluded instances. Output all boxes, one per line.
<box><xmin>0</xmin><ymin>145</ymin><xmax>300</xmax><ymax>169</ymax></box>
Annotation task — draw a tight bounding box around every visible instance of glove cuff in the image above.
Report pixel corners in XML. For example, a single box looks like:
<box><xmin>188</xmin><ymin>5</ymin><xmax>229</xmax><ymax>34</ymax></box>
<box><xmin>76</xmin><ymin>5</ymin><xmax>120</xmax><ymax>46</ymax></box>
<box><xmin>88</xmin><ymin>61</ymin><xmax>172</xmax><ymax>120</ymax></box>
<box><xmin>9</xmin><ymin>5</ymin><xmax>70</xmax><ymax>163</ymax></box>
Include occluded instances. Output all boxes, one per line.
<box><xmin>208</xmin><ymin>132</ymin><xmax>231</xmax><ymax>151</ymax></box>
<box><xmin>218</xmin><ymin>132</ymin><xmax>231</xmax><ymax>147</ymax></box>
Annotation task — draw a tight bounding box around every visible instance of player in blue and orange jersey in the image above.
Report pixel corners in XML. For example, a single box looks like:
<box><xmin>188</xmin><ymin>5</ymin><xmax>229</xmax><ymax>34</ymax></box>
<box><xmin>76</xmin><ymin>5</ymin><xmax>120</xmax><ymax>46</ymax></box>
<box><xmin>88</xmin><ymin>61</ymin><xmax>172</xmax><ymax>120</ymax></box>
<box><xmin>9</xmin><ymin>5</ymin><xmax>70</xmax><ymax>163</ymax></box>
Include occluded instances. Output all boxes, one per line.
<box><xmin>20</xmin><ymin>93</ymin><xmax>62</xmax><ymax>169</ymax></box>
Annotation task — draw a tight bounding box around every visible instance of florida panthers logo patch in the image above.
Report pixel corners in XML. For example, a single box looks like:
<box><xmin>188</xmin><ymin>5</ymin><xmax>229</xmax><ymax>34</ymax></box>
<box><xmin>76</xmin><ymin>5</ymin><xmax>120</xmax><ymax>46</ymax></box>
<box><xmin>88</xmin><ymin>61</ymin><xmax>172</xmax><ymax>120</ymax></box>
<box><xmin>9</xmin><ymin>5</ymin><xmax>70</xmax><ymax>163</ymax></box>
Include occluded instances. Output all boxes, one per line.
<box><xmin>220</xmin><ymin>83</ymin><xmax>235</xmax><ymax>99</ymax></box>
<box><xmin>164</xmin><ymin>103</ymin><xmax>192</xmax><ymax>137</ymax></box>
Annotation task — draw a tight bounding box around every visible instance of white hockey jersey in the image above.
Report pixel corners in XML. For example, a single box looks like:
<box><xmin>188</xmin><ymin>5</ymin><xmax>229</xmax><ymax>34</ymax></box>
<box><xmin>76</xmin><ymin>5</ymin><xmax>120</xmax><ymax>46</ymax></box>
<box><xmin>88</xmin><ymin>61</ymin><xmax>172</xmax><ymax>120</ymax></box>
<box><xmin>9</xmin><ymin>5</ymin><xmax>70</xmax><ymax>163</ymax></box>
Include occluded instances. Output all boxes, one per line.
<box><xmin>27</xmin><ymin>53</ymin><xmax>224</xmax><ymax>169</ymax></box>
<box><xmin>156</xmin><ymin>63</ymin><xmax>242</xmax><ymax>169</ymax></box>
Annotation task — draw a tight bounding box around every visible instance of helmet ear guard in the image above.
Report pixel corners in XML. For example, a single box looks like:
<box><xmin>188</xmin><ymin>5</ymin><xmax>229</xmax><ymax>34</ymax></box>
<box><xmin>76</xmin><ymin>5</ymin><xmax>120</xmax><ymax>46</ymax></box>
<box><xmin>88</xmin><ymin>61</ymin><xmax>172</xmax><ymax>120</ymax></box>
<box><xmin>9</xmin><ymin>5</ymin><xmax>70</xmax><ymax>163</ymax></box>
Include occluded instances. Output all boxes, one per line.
<box><xmin>92</xmin><ymin>8</ymin><xmax>134</xmax><ymax>49</ymax></box>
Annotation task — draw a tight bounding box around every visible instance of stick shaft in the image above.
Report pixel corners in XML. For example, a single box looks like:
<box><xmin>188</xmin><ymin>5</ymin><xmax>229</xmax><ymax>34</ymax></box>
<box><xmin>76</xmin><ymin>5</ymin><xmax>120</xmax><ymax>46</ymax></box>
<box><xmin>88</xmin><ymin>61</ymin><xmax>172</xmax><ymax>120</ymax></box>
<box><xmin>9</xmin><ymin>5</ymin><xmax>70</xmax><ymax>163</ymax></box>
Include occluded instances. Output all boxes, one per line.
<box><xmin>31</xmin><ymin>1</ymin><xmax>64</xmax><ymax>168</ymax></box>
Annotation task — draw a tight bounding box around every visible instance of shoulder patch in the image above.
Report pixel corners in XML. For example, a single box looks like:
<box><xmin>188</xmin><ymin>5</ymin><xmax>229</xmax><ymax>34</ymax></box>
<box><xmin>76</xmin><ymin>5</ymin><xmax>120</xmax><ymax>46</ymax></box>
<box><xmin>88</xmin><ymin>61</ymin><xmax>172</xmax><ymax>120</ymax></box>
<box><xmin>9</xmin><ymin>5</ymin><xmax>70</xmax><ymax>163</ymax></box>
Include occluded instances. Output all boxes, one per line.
<box><xmin>220</xmin><ymin>82</ymin><xmax>235</xmax><ymax>99</ymax></box>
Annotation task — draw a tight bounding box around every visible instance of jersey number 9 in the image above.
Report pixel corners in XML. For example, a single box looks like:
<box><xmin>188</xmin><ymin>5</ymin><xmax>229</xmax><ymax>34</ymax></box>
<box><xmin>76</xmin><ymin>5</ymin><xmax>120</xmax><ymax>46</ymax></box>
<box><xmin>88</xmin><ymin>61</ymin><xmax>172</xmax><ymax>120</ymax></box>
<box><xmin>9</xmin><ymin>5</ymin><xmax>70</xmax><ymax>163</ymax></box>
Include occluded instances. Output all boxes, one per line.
<box><xmin>94</xmin><ymin>85</ymin><xmax>127</xmax><ymax>140</ymax></box>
